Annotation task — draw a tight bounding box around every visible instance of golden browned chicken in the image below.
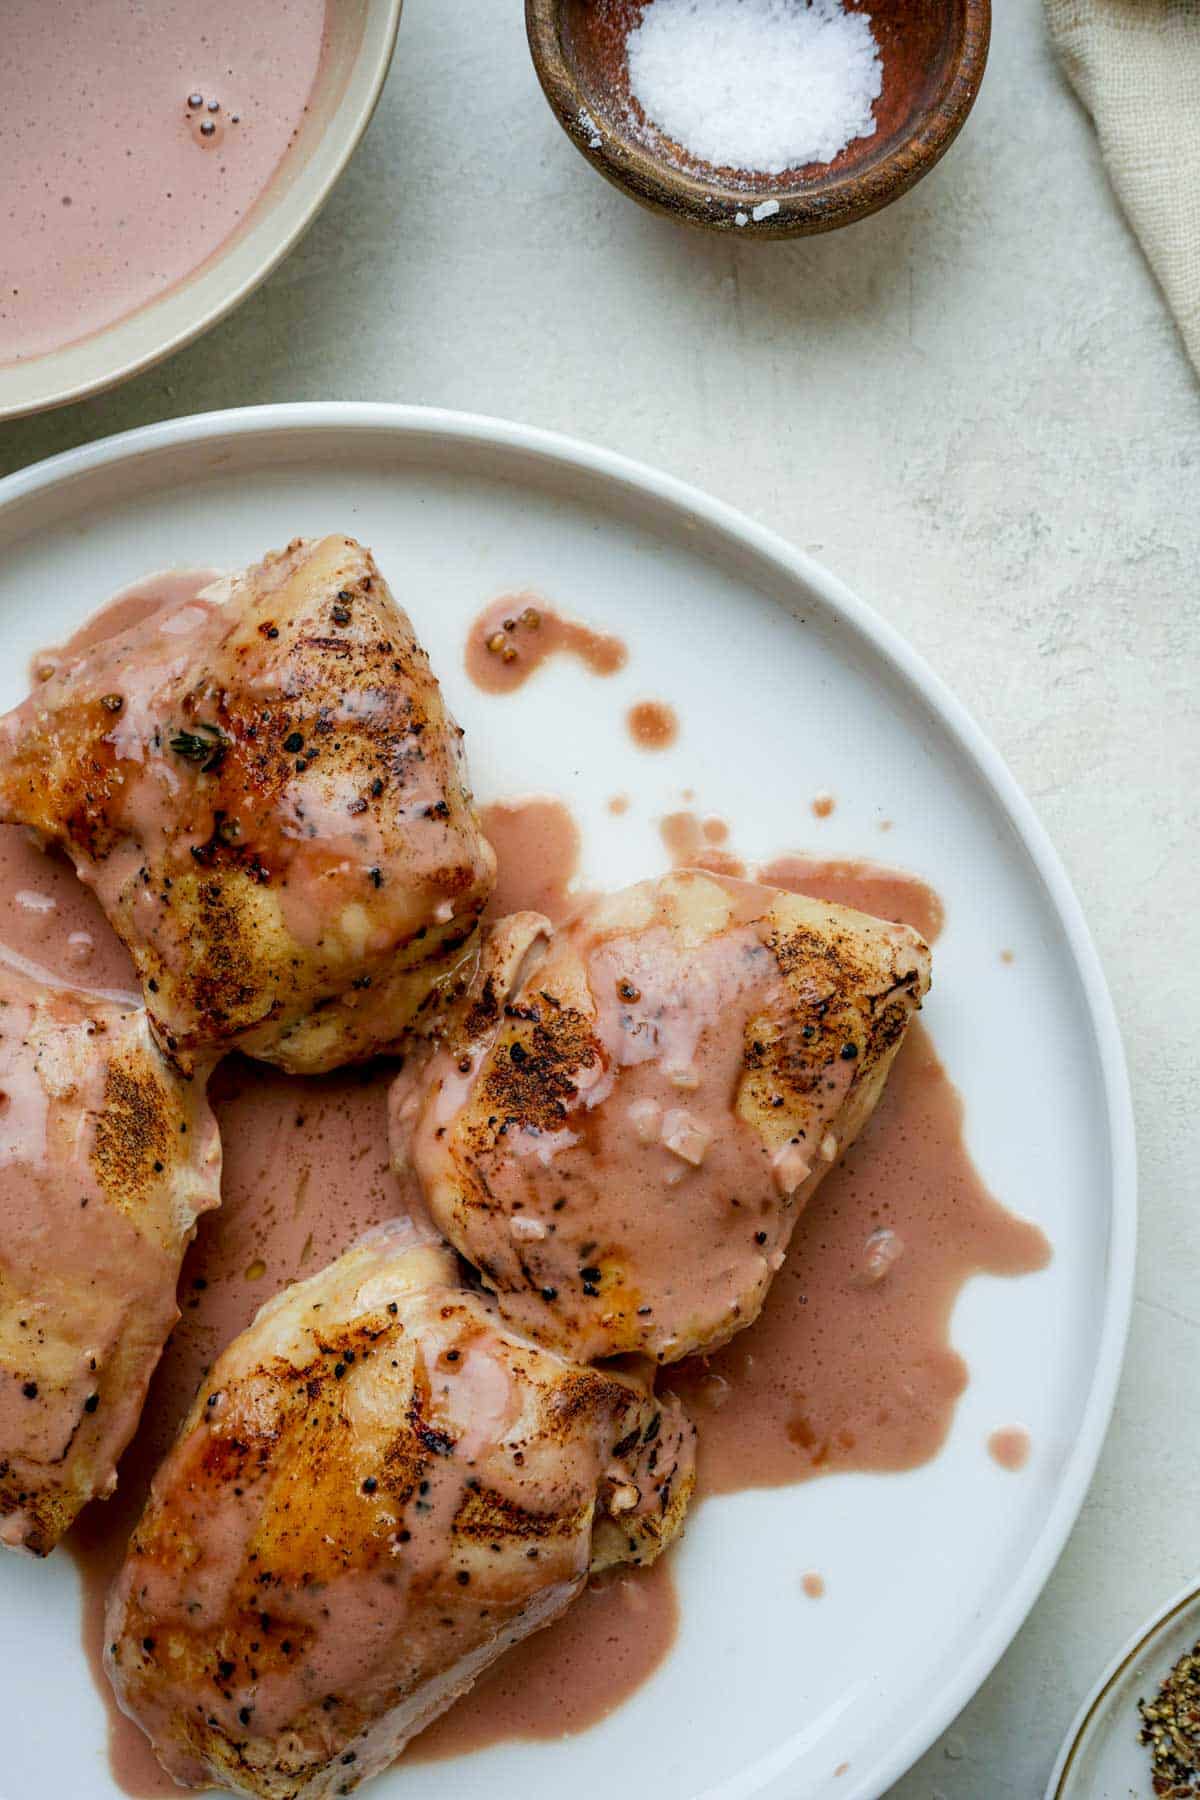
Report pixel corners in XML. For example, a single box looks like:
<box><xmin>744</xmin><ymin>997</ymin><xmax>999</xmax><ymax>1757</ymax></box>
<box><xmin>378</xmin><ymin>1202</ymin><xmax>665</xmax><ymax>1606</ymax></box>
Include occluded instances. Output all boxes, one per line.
<box><xmin>397</xmin><ymin>871</ymin><xmax>931</xmax><ymax>1364</ymax></box>
<box><xmin>0</xmin><ymin>536</ymin><xmax>495</xmax><ymax>1074</ymax></box>
<box><xmin>0</xmin><ymin>959</ymin><xmax>220</xmax><ymax>1554</ymax></box>
<box><xmin>107</xmin><ymin>1221</ymin><xmax>694</xmax><ymax>1798</ymax></box>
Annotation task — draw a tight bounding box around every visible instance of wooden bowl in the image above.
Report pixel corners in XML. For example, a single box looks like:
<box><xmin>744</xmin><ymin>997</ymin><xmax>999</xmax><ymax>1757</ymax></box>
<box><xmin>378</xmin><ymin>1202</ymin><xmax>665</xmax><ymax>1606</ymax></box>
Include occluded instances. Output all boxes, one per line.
<box><xmin>526</xmin><ymin>0</ymin><xmax>990</xmax><ymax>236</ymax></box>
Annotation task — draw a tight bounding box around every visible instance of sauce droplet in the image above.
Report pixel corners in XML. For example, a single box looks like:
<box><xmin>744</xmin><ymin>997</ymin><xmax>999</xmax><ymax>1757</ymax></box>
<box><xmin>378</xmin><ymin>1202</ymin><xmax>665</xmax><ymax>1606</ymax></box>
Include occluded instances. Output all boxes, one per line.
<box><xmin>987</xmin><ymin>1425</ymin><xmax>1031</xmax><ymax>1471</ymax></box>
<box><xmin>627</xmin><ymin>699</ymin><xmax>678</xmax><ymax>751</ymax></box>
<box><xmin>801</xmin><ymin>1571</ymin><xmax>825</xmax><ymax>1599</ymax></box>
<box><xmin>811</xmin><ymin>791</ymin><xmax>835</xmax><ymax>819</ymax></box>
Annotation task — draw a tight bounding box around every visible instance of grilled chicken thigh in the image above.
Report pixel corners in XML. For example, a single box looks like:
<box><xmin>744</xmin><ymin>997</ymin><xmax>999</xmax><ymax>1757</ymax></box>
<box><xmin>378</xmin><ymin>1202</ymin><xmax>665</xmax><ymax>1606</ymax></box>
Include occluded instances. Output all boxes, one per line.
<box><xmin>398</xmin><ymin>871</ymin><xmax>931</xmax><ymax>1364</ymax></box>
<box><xmin>0</xmin><ymin>537</ymin><xmax>495</xmax><ymax>1074</ymax></box>
<box><xmin>0</xmin><ymin>961</ymin><xmax>220</xmax><ymax>1555</ymax></box>
<box><xmin>107</xmin><ymin>1221</ymin><xmax>694</xmax><ymax>1799</ymax></box>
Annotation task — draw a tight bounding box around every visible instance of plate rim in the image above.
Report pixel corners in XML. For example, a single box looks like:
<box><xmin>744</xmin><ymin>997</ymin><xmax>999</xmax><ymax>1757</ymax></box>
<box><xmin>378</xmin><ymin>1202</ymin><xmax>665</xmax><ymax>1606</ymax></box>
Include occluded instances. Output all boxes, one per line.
<box><xmin>0</xmin><ymin>402</ymin><xmax>1138</xmax><ymax>1800</ymax></box>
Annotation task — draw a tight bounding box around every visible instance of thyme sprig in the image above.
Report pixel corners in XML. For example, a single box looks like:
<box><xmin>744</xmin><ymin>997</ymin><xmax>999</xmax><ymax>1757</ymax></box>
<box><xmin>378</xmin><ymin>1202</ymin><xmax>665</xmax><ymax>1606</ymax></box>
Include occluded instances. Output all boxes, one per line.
<box><xmin>169</xmin><ymin>723</ymin><xmax>228</xmax><ymax>773</ymax></box>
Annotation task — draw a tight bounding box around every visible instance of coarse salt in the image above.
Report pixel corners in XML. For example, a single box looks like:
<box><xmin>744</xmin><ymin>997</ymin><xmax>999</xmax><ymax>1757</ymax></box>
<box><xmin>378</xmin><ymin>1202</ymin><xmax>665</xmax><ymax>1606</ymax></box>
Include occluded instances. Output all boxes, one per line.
<box><xmin>626</xmin><ymin>0</ymin><xmax>883</xmax><ymax>176</ymax></box>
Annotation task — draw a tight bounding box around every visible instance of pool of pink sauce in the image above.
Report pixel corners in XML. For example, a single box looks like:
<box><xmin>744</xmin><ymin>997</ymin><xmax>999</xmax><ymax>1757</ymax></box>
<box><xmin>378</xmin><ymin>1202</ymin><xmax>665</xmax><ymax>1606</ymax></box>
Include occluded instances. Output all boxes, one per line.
<box><xmin>31</xmin><ymin>569</ymin><xmax>224</xmax><ymax>686</ymax></box>
<box><xmin>0</xmin><ymin>0</ymin><xmax>328</xmax><ymax>366</ymax></box>
<box><xmin>0</xmin><ymin>621</ymin><xmax>1049</xmax><ymax>1790</ymax></box>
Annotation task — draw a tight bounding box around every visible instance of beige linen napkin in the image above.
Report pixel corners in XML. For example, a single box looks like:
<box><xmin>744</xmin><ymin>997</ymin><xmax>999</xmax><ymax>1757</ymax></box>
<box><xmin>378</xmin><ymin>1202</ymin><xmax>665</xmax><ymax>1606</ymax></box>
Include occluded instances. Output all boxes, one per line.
<box><xmin>1045</xmin><ymin>0</ymin><xmax>1200</xmax><ymax>373</ymax></box>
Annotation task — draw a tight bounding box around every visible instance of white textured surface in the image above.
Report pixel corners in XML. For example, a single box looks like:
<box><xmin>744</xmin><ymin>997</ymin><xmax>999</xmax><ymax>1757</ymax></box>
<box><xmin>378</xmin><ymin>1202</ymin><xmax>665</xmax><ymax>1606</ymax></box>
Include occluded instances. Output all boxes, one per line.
<box><xmin>0</xmin><ymin>1</ymin><xmax>1195</xmax><ymax>1794</ymax></box>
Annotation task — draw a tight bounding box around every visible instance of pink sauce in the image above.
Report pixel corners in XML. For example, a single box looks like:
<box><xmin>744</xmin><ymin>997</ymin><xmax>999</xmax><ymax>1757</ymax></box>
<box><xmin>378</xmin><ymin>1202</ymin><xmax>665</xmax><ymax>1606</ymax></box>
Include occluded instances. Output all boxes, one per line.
<box><xmin>801</xmin><ymin>1572</ymin><xmax>826</xmax><ymax>1599</ymax></box>
<box><xmin>0</xmin><ymin>714</ymin><xmax>1045</xmax><ymax>1780</ymax></box>
<box><xmin>607</xmin><ymin>795</ymin><xmax>630</xmax><ymax>816</ymax></box>
<box><xmin>659</xmin><ymin>810</ymin><xmax>748</xmax><ymax>878</ymax></box>
<box><xmin>627</xmin><ymin>700</ymin><xmax>679</xmax><ymax>750</ymax></box>
<box><xmin>987</xmin><ymin>1426</ymin><xmax>1031</xmax><ymax>1471</ymax></box>
<box><xmin>465</xmin><ymin>597</ymin><xmax>628</xmax><ymax>694</ymax></box>
<box><xmin>659</xmin><ymin>813</ymin><xmax>946</xmax><ymax>946</ymax></box>
<box><xmin>760</xmin><ymin>853</ymin><xmax>946</xmax><ymax>947</ymax></box>
<box><xmin>30</xmin><ymin>571</ymin><xmax>222</xmax><ymax>686</ymax></box>
<box><xmin>812</xmin><ymin>792</ymin><xmax>836</xmax><ymax>820</ymax></box>
<box><xmin>480</xmin><ymin>797</ymin><xmax>584</xmax><ymax>926</ymax></box>
<box><xmin>673</xmin><ymin>1029</ymin><xmax>1046</xmax><ymax>1489</ymax></box>
<box><xmin>0</xmin><ymin>2</ymin><xmax>328</xmax><ymax>365</ymax></box>
<box><xmin>410</xmin><ymin>1558</ymin><xmax>678</xmax><ymax>1761</ymax></box>
<box><xmin>0</xmin><ymin>827</ymin><xmax>135</xmax><ymax>993</ymax></box>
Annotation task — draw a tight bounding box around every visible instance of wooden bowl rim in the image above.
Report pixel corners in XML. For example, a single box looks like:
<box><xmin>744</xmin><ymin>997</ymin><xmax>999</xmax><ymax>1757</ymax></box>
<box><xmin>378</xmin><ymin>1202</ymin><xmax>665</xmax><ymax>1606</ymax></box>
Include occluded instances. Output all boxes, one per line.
<box><xmin>525</xmin><ymin>0</ymin><xmax>991</xmax><ymax>236</ymax></box>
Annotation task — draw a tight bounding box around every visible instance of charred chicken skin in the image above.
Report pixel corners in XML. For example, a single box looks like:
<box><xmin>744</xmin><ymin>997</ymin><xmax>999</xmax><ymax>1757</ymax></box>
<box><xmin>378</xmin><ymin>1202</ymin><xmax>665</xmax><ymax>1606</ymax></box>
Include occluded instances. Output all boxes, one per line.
<box><xmin>0</xmin><ymin>537</ymin><xmax>495</xmax><ymax>1074</ymax></box>
<box><xmin>398</xmin><ymin>872</ymin><xmax>931</xmax><ymax>1364</ymax></box>
<box><xmin>106</xmin><ymin>1222</ymin><xmax>694</xmax><ymax>1799</ymax></box>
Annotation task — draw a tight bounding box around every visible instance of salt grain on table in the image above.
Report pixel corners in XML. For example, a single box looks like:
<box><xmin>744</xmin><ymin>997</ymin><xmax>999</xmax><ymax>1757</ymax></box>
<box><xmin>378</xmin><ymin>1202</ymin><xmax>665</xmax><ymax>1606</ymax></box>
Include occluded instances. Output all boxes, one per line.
<box><xmin>626</xmin><ymin>0</ymin><xmax>883</xmax><ymax>176</ymax></box>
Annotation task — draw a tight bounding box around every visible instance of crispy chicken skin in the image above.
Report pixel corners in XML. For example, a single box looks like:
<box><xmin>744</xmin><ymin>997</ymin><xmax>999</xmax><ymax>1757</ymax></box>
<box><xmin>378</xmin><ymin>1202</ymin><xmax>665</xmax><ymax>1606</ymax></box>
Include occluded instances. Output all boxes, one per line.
<box><xmin>106</xmin><ymin>1222</ymin><xmax>694</xmax><ymax>1799</ymax></box>
<box><xmin>0</xmin><ymin>537</ymin><xmax>495</xmax><ymax>1074</ymax></box>
<box><xmin>0</xmin><ymin>961</ymin><xmax>220</xmax><ymax>1555</ymax></box>
<box><xmin>397</xmin><ymin>872</ymin><xmax>931</xmax><ymax>1364</ymax></box>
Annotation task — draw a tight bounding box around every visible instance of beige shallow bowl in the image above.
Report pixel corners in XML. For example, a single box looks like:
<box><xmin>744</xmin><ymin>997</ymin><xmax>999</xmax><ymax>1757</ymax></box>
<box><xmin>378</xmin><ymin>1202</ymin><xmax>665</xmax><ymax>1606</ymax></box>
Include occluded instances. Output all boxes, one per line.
<box><xmin>0</xmin><ymin>0</ymin><xmax>403</xmax><ymax>423</ymax></box>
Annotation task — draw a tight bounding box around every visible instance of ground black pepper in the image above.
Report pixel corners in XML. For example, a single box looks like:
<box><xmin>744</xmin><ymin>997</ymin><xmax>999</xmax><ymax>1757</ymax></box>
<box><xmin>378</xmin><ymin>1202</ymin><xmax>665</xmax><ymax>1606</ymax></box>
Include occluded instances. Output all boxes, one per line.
<box><xmin>1141</xmin><ymin>1643</ymin><xmax>1200</xmax><ymax>1796</ymax></box>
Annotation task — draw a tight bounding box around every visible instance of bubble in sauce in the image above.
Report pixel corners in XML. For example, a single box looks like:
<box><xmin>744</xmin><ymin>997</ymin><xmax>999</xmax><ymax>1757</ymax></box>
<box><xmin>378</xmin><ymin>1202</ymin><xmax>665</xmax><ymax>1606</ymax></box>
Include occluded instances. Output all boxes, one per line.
<box><xmin>858</xmin><ymin>1227</ymin><xmax>905</xmax><ymax>1285</ymax></box>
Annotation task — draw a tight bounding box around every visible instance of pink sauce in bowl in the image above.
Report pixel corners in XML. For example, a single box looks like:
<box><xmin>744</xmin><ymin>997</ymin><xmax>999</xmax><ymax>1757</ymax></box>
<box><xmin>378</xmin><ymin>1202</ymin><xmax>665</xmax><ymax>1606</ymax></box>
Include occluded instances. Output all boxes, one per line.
<box><xmin>0</xmin><ymin>0</ymin><xmax>328</xmax><ymax>366</ymax></box>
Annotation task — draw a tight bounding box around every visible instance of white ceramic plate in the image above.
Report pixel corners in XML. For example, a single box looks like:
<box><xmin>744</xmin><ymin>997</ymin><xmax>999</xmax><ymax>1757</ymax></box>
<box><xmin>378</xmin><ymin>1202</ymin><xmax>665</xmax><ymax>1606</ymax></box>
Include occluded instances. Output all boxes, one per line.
<box><xmin>1047</xmin><ymin>1581</ymin><xmax>1200</xmax><ymax>1799</ymax></box>
<box><xmin>0</xmin><ymin>405</ymin><xmax>1135</xmax><ymax>1800</ymax></box>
